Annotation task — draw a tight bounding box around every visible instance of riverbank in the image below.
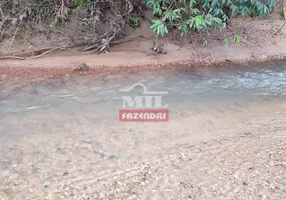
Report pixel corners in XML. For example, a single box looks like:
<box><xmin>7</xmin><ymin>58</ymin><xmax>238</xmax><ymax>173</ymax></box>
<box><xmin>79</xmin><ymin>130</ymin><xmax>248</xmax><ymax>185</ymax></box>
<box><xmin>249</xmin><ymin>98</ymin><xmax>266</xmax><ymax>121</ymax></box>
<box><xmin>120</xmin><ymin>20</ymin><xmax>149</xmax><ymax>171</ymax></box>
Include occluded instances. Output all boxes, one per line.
<box><xmin>1</xmin><ymin>19</ymin><xmax>286</xmax><ymax>78</ymax></box>
<box><xmin>1</xmin><ymin>96</ymin><xmax>286</xmax><ymax>199</ymax></box>
<box><xmin>1</xmin><ymin>57</ymin><xmax>286</xmax><ymax>199</ymax></box>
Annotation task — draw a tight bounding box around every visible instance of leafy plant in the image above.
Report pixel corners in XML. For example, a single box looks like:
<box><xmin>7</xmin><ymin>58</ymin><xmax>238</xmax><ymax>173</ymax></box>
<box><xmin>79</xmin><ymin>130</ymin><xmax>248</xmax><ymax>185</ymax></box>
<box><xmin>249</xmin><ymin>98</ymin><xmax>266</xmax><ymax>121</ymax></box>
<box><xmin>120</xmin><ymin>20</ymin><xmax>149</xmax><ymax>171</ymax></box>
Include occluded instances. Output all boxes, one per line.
<box><xmin>234</xmin><ymin>34</ymin><xmax>241</xmax><ymax>44</ymax></box>
<box><xmin>31</xmin><ymin>0</ymin><xmax>42</xmax><ymax>13</ymax></box>
<box><xmin>224</xmin><ymin>38</ymin><xmax>230</xmax><ymax>47</ymax></box>
<box><xmin>75</xmin><ymin>0</ymin><xmax>87</xmax><ymax>8</ymax></box>
<box><xmin>151</xmin><ymin>20</ymin><xmax>168</xmax><ymax>36</ymax></box>
<box><xmin>130</xmin><ymin>17</ymin><xmax>140</xmax><ymax>27</ymax></box>
<box><xmin>50</xmin><ymin>17</ymin><xmax>58</xmax><ymax>27</ymax></box>
<box><xmin>143</xmin><ymin>0</ymin><xmax>276</xmax><ymax>37</ymax></box>
<box><xmin>224</xmin><ymin>34</ymin><xmax>241</xmax><ymax>47</ymax></box>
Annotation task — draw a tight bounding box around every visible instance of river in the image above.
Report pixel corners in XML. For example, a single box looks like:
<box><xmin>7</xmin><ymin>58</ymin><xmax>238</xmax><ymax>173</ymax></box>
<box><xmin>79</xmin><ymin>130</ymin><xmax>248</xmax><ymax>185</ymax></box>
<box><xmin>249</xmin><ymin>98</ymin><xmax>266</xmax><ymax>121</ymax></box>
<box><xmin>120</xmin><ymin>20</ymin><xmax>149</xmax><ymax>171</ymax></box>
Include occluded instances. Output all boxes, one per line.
<box><xmin>0</xmin><ymin>63</ymin><xmax>285</xmax><ymax>199</ymax></box>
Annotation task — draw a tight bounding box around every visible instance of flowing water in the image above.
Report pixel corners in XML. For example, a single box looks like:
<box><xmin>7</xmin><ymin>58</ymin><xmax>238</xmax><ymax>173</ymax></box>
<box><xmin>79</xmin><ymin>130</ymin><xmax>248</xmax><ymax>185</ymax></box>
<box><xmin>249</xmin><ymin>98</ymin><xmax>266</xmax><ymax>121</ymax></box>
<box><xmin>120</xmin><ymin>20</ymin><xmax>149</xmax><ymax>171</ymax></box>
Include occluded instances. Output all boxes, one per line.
<box><xmin>0</xmin><ymin>63</ymin><xmax>286</xmax><ymax>199</ymax></box>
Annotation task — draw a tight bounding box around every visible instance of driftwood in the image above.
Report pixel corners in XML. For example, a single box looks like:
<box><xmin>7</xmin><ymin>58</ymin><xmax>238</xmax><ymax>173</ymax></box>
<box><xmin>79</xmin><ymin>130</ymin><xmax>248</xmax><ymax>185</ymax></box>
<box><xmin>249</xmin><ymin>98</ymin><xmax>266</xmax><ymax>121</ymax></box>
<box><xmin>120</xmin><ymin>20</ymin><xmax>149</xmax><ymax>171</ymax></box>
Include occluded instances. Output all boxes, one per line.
<box><xmin>0</xmin><ymin>47</ymin><xmax>65</xmax><ymax>60</ymax></box>
<box><xmin>274</xmin><ymin>21</ymin><xmax>286</xmax><ymax>35</ymax></box>
<box><xmin>0</xmin><ymin>0</ymin><xmax>140</xmax><ymax>55</ymax></box>
<box><xmin>0</xmin><ymin>35</ymin><xmax>145</xmax><ymax>60</ymax></box>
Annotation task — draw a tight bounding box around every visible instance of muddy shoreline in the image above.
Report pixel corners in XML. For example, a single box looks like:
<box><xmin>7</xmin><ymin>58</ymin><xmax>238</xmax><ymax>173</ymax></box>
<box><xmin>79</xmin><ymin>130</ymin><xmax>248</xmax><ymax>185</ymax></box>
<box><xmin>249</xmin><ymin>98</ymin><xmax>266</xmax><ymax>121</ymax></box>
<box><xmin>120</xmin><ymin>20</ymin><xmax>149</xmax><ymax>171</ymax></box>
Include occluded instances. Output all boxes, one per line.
<box><xmin>1</xmin><ymin>19</ymin><xmax>286</xmax><ymax>79</ymax></box>
<box><xmin>1</xmin><ymin>59</ymin><xmax>286</xmax><ymax>83</ymax></box>
<box><xmin>1</xmin><ymin>56</ymin><xmax>286</xmax><ymax>78</ymax></box>
<box><xmin>1</xmin><ymin>46</ymin><xmax>286</xmax><ymax>199</ymax></box>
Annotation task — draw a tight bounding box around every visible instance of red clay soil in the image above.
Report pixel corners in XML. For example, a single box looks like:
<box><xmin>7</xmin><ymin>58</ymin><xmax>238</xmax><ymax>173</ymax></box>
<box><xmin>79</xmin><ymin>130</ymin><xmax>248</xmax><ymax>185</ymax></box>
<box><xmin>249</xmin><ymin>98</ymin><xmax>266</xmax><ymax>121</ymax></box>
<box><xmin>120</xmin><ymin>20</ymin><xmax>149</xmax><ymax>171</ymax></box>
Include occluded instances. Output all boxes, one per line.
<box><xmin>0</xmin><ymin>19</ymin><xmax>286</xmax><ymax>78</ymax></box>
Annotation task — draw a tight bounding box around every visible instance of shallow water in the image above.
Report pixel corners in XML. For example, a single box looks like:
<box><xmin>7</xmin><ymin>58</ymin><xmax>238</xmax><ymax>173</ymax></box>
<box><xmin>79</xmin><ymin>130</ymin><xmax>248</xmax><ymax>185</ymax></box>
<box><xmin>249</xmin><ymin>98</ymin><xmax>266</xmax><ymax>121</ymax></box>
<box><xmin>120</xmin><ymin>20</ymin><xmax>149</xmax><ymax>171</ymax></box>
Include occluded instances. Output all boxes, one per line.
<box><xmin>0</xmin><ymin>63</ymin><xmax>286</xmax><ymax>199</ymax></box>
<box><xmin>0</xmin><ymin>64</ymin><xmax>286</xmax><ymax>144</ymax></box>
<box><xmin>1</xmin><ymin>64</ymin><xmax>286</xmax><ymax>110</ymax></box>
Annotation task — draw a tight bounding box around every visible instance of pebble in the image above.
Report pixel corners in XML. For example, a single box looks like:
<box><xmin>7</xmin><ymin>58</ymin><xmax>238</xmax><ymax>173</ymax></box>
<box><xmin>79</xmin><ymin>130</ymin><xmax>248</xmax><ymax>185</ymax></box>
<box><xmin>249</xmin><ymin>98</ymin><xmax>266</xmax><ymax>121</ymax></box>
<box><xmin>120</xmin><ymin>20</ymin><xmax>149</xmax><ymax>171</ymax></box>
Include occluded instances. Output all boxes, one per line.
<box><xmin>108</xmin><ymin>155</ymin><xmax>116</xmax><ymax>160</ymax></box>
<box><xmin>63</xmin><ymin>172</ymin><xmax>69</xmax><ymax>176</ymax></box>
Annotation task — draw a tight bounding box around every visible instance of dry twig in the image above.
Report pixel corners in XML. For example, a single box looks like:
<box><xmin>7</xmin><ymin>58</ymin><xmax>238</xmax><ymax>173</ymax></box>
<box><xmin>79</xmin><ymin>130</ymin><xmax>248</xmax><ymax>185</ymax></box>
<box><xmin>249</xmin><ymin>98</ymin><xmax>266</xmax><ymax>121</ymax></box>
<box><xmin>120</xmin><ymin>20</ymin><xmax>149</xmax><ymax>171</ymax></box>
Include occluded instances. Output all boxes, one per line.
<box><xmin>274</xmin><ymin>21</ymin><xmax>286</xmax><ymax>35</ymax></box>
<box><xmin>0</xmin><ymin>46</ymin><xmax>66</xmax><ymax>60</ymax></box>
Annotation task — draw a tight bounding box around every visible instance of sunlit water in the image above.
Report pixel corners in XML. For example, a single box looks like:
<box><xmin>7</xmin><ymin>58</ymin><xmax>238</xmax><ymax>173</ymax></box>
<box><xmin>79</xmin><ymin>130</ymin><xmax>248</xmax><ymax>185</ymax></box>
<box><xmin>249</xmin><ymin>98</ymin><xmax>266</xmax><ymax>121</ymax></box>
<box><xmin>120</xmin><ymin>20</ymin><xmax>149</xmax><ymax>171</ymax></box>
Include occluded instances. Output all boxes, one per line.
<box><xmin>1</xmin><ymin>64</ymin><xmax>286</xmax><ymax>110</ymax></box>
<box><xmin>0</xmin><ymin>63</ymin><xmax>286</xmax><ymax>198</ymax></box>
<box><xmin>1</xmin><ymin>63</ymin><xmax>286</xmax><ymax>143</ymax></box>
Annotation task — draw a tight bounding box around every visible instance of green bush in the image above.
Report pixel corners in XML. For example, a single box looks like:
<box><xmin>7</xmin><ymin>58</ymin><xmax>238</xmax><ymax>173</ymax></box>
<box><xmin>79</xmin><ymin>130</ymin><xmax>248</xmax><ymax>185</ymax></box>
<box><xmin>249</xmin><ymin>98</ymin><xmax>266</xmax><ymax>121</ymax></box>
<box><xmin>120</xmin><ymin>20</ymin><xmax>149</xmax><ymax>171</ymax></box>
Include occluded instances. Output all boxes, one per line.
<box><xmin>143</xmin><ymin>0</ymin><xmax>276</xmax><ymax>36</ymax></box>
<box><xmin>74</xmin><ymin>0</ymin><xmax>87</xmax><ymax>8</ymax></box>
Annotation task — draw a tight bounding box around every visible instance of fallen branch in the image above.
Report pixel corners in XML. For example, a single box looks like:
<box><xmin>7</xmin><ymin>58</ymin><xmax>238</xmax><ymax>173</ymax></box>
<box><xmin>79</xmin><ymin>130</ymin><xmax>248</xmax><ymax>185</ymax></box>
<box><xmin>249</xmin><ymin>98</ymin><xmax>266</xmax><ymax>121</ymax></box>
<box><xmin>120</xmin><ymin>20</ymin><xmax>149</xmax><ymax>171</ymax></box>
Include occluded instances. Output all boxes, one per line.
<box><xmin>26</xmin><ymin>47</ymin><xmax>63</xmax><ymax>59</ymax></box>
<box><xmin>0</xmin><ymin>46</ymin><xmax>65</xmax><ymax>60</ymax></box>
<box><xmin>0</xmin><ymin>55</ymin><xmax>25</xmax><ymax>60</ymax></box>
<box><xmin>11</xmin><ymin>47</ymin><xmax>60</xmax><ymax>57</ymax></box>
<box><xmin>110</xmin><ymin>35</ymin><xmax>144</xmax><ymax>45</ymax></box>
<box><xmin>0</xmin><ymin>35</ymin><xmax>143</xmax><ymax>60</ymax></box>
<box><xmin>274</xmin><ymin>21</ymin><xmax>286</xmax><ymax>35</ymax></box>
<box><xmin>0</xmin><ymin>0</ymin><xmax>141</xmax><ymax>55</ymax></box>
